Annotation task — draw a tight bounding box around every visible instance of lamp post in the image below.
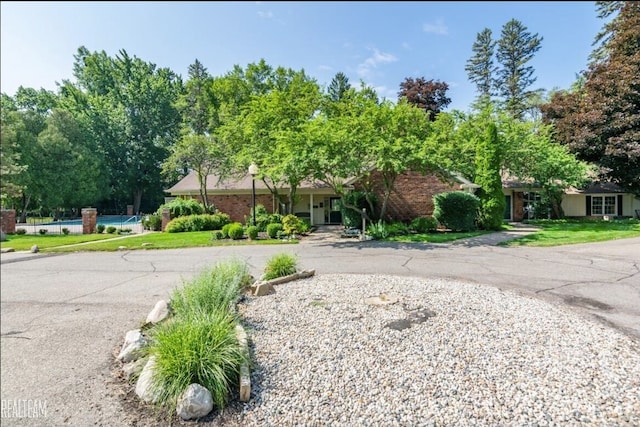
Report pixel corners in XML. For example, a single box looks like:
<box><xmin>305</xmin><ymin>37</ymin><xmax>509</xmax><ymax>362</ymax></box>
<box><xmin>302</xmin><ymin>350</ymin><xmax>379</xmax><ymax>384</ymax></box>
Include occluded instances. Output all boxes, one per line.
<box><xmin>248</xmin><ymin>163</ymin><xmax>259</xmax><ymax>226</ymax></box>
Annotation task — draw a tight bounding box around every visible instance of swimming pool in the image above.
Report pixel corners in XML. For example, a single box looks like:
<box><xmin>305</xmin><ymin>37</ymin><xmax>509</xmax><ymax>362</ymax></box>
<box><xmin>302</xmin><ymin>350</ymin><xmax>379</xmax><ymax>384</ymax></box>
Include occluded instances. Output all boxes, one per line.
<box><xmin>40</xmin><ymin>215</ymin><xmax>141</xmax><ymax>226</ymax></box>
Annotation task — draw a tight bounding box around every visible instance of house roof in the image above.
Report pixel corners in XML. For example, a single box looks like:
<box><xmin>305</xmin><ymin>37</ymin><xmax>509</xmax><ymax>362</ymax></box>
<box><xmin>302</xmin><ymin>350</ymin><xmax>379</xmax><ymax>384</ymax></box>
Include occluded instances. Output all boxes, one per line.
<box><xmin>565</xmin><ymin>182</ymin><xmax>627</xmax><ymax>195</ymax></box>
<box><xmin>166</xmin><ymin>171</ymin><xmax>336</xmax><ymax>194</ymax></box>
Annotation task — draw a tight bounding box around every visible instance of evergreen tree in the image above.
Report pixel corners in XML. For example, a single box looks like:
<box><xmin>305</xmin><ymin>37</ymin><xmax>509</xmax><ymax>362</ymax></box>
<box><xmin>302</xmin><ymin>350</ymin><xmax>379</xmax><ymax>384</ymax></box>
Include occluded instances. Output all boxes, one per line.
<box><xmin>465</xmin><ymin>28</ymin><xmax>496</xmax><ymax>103</ymax></box>
<box><xmin>475</xmin><ymin>122</ymin><xmax>505</xmax><ymax>230</ymax></box>
<box><xmin>327</xmin><ymin>72</ymin><xmax>351</xmax><ymax>102</ymax></box>
<box><xmin>495</xmin><ymin>19</ymin><xmax>543</xmax><ymax>118</ymax></box>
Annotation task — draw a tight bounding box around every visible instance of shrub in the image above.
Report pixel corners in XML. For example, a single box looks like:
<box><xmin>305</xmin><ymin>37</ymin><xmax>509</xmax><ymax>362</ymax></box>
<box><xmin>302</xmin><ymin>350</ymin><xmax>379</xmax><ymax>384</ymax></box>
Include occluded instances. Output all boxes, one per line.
<box><xmin>227</xmin><ymin>223</ymin><xmax>244</xmax><ymax>240</ymax></box>
<box><xmin>433</xmin><ymin>191</ymin><xmax>480</xmax><ymax>232</ymax></box>
<box><xmin>246</xmin><ymin>226</ymin><xmax>259</xmax><ymax>240</ymax></box>
<box><xmin>106</xmin><ymin>226</ymin><xmax>117</xmax><ymax>234</ymax></box>
<box><xmin>263</xmin><ymin>253</ymin><xmax>297</xmax><ymax>280</ymax></box>
<box><xmin>267</xmin><ymin>223</ymin><xmax>283</xmax><ymax>239</ymax></box>
<box><xmin>221</xmin><ymin>223</ymin><xmax>233</xmax><ymax>239</ymax></box>
<box><xmin>410</xmin><ymin>216</ymin><xmax>438</xmax><ymax>233</ymax></box>
<box><xmin>117</xmin><ymin>228</ymin><xmax>132</xmax><ymax>235</ymax></box>
<box><xmin>367</xmin><ymin>220</ymin><xmax>389</xmax><ymax>240</ymax></box>
<box><xmin>282</xmin><ymin>214</ymin><xmax>306</xmax><ymax>236</ymax></box>
<box><xmin>386</xmin><ymin>221</ymin><xmax>410</xmax><ymax>236</ymax></box>
<box><xmin>148</xmin><ymin>310</ymin><xmax>246</xmax><ymax>412</ymax></box>
<box><xmin>16</xmin><ymin>228</ymin><xmax>26</xmax><ymax>235</ymax></box>
<box><xmin>142</xmin><ymin>214</ymin><xmax>162</xmax><ymax>231</ymax></box>
<box><xmin>157</xmin><ymin>198</ymin><xmax>205</xmax><ymax>218</ymax></box>
<box><xmin>165</xmin><ymin>214</ymin><xmax>231</xmax><ymax>233</ymax></box>
<box><xmin>62</xmin><ymin>227</ymin><xmax>70</xmax><ymax>235</ymax></box>
<box><xmin>212</xmin><ymin>230</ymin><xmax>224</xmax><ymax>240</ymax></box>
<box><xmin>38</xmin><ymin>229</ymin><xmax>48</xmax><ymax>235</ymax></box>
<box><xmin>96</xmin><ymin>224</ymin><xmax>106</xmax><ymax>234</ymax></box>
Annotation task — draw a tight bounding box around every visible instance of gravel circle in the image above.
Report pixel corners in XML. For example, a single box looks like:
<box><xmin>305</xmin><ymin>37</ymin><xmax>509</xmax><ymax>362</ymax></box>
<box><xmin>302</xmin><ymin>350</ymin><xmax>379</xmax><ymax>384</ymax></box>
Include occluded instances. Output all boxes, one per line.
<box><xmin>227</xmin><ymin>274</ymin><xmax>640</xmax><ymax>426</ymax></box>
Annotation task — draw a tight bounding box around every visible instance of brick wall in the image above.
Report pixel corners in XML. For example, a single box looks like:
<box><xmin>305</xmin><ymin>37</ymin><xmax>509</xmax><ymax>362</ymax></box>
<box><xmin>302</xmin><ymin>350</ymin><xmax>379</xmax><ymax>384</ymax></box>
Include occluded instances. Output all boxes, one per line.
<box><xmin>1</xmin><ymin>209</ymin><xmax>16</xmax><ymax>234</ymax></box>
<box><xmin>194</xmin><ymin>194</ymin><xmax>275</xmax><ymax>223</ymax></box>
<box><xmin>513</xmin><ymin>192</ymin><xmax>524</xmax><ymax>222</ymax></box>
<box><xmin>356</xmin><ymin>171</ymin><xmax>461</xmax><ymax>222</ymax></box>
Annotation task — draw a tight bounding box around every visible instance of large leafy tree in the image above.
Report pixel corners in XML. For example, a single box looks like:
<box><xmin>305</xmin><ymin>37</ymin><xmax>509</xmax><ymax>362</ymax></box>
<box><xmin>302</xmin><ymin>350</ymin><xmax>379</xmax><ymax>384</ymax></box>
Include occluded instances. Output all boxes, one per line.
<box><xmin>494</xmin><ymin>19</ymin><xmax>543</xmax><ymax>118</ymax></box>
<box><xmin>398</xmin><ymin>77</ymin><xmax>451</xmax><ymax>121</ymax></box>
<box><xmin>465</xmin><ymin>28</ymin><xmax>496</xmax><ymax>104</ymax></box>
<box><xmin>541</xmin><ymin>1</ymin><xmax>639</xmax><ymax>195</ymax></box>
<box><xmin>70</xmin><ymin>47</ymin><xmax>182</xmax><ymax>213</ymax></box>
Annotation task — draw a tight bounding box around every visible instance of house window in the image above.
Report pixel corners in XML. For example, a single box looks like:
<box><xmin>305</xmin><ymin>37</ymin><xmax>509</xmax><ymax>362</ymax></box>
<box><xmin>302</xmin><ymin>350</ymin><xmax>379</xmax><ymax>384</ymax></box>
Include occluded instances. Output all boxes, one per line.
<box><xmin>591</xmin><ymin>196</ymin><xmax>616</xmax><ymax>215</ymax></box>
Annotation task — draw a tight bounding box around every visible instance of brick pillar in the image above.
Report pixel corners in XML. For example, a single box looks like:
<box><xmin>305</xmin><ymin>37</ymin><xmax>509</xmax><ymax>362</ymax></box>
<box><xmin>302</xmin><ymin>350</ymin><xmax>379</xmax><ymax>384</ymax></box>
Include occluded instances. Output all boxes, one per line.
<box><xmin>127</xmin><ymin>205</ymin><xmax>134</xmax><ymax>216</ymax></box>
<box><xmin>81</xmin><ymin>208</ymin><xmax>97</xmax><ymax>234</ymax></box>
<box><xmin>0</xmin><ymin>209</ymin><xmax>16</xmax><ymax>234</ymax></box>
<box><xmin>161</xmin><ymin>208</ymin><xmax>171</xmax><ymax>232</ymax></box>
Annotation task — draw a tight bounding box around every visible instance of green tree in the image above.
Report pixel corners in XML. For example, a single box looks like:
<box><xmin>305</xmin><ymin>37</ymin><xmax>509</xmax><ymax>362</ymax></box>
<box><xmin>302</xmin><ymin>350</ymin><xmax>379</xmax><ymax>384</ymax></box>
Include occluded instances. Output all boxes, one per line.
<box><xmin>71</xmin><ymin>47</ymin><xmax>183</xmax><ymax>212</ymax></box>
<box><xmin>475</xmin><ymin>122</ymin><xmax>505</xmax><ymax>230</ymax></box>
<box><xmin>495</xmin><ymin>19</ymin><xmax>543</xmax><ymax>118</ymax></box>
<box><xmin>465</xmin><ymin>28</ymin><xmax>496</xmax><ymax>104</ymax></box>
<box><xmin>327</xmin><ymin>71</ymin><xmax>351</xmax><ymax>102</ymax></box>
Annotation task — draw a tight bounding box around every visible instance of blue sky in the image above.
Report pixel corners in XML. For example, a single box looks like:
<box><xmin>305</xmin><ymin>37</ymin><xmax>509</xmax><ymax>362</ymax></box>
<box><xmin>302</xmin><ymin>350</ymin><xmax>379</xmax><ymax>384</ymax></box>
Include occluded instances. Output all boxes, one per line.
<box><xmin>1</xmin><ymin>1</ymin><xmax>604</xmax><ymax>112</ymax></box>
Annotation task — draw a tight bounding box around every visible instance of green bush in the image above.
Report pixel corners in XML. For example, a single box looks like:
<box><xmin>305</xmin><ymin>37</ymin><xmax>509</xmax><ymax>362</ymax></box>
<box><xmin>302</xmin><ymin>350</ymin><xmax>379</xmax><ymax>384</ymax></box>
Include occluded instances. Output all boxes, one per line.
<box><xmin>410</xmin><ymin>216</ymin><xmax>438</xmax><ymax>233</ymax></box>
<box><xmin>148</xmin><ymin>310</ymin><xmax>246</xmax><ymax>412</ymax></box>
<box><xmin>157</xmin><ymin>198</ymin><xmax>205</xmax><ymax>218</ymax></box>
<box><xmin>61</xmin><ymin>228</ymin><xmax>70</xmax><ymax>235</ymax></box>
<box><xmin>221</xmin><ymin>223</ymin><xmax>233</xmax><ymax>239</ymax></box>
<box><xmin>96</xmin><ymin>224</ymin><xmax>106</xmax><ymax>234</ymax></box>
<box><xmin>267</xmin><ymin>223</ymin><xmax>283</xmax><ymax>239</ymax></box>
<box><xmin>227</xmin><ymin>223</ymin><xmax>244</xmax><ymax>240</ymax></box>
<box><xmin>282</xmin><ymin>214</ymin><xmax>306</xmax><ymax>236</ymax></box>
<box><xmin>263</xmin><ymin>253</ymin><xmax>297</xmax><ymax>280</ymax></box>
<box><xmin>165</xmin><ymin>214</ymin><xmax>231</xmax><ymax>233</ymax></box>
<box><xmin>106</xmin><ymin>226</ymin><xmax>117</xmax><ymax>234</ymax></box>
<box><xmin>38</xmin><ymin>229</ymin><xmax>48</xmax><ymax>235</ymax></box>
<box><xmin>386</xmin><ymin>221</ymin><xmax>410</xmax><ymax>236</ymax></box>
<box><xmin>367</xmin><ymin>220</ymin><xmax>389</xmax><ymax>240</ymax></box>
<box><xmin>142</xmin><ymin>214</ymin><xmax>162</xmax><ymax>231</ymax></box>
<box><xmin>117</xmin><ymin>227</ymin><xmax>132</xmax><ymax>234</ymax></box>
<box><xmin>246</xmin><ymin>226</ymin><xmax>259</xmax><ymax>240</ymax></box>
<box><xmin>433</xmin><ymin>191</ymin><xmax>480</xmax><ymax>232</ymax></box>
<box><xmin>16</xmin><ymin>228</ymin><xmax>27</xmax><ymax>235</ymax></box>
<box><xmin>212</xmin><ymin>230</ymin><xmax>224</xmax><ymax>240</ymax></box>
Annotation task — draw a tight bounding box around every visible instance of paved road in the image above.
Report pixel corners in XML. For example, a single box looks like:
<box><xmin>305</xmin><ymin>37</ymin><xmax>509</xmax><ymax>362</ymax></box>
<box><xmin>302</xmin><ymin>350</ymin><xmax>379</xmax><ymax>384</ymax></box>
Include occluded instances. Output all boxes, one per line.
<box><xmin>1</xmin><ymin>232</ymin><xmax>639</xmax><ymax>425</ymax></box>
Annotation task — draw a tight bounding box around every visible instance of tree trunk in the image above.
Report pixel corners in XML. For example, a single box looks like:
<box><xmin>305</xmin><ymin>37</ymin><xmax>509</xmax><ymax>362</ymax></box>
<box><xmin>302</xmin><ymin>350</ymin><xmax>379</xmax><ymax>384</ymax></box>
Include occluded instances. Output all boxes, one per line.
<box><xmin>19</xmin><ymin>193</ymin><xmax>31</xmax><ymax>223</ymax></box>
<box><xmin>133</xmin><ymin>189</ymin><xmax>143</xmax><ymax>214</ymax></box>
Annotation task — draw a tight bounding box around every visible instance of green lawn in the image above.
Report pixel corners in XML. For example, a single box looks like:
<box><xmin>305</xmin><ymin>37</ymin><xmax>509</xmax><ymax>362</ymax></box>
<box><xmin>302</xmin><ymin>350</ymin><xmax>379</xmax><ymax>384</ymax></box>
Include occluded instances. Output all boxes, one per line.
<box><xmin>47</xmin><ymin>231</ymin><xmax>298</xmax><ymax>252</ymax></box>
<box><xmin>1</xmin><ymin>233</ymin><xmax>118</xmax><ymax>251</ymax></box>
<box><xmin>502</xmin><ymin>218</ymin><xmax>640</xmax><ymax>247</ymax></box>
<box><xmin>386</xmin><ymin>230</ymin><xmax>491</xmax><ymax>243</ymax></box>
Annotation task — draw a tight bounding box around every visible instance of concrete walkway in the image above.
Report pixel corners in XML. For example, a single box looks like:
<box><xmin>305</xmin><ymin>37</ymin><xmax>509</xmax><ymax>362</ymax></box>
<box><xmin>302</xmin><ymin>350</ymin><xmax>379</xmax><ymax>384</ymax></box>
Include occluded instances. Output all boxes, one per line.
<box><xmin>1</xmin><ymin>226</ymin><xmax>639</xmax><ymax>426</ymax></box>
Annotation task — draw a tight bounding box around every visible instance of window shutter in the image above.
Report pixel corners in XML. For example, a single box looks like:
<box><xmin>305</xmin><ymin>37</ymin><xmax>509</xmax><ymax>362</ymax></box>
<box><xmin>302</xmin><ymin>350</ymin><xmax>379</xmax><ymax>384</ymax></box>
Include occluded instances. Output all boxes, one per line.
<box><xmin>617</xmin><ymin>195</ymin><xmax>623</xmax><ymax>216</ymax></box>
<box><xmin>586</xmin><ymin>196</ymin><xmax>591</xmax><ymax>216</ymax></box>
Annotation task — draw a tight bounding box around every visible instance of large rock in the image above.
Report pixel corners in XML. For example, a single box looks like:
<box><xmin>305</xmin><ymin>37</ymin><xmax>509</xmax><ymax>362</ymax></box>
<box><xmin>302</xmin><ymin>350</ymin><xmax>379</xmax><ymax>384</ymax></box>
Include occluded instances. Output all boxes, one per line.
<box><xmin>146</xmin><ymin>300</ymin><xmax>170</xmax><ymax>324</ymax></box>
<box><xmin>176</xmin><ymin>383</ymin><xmax>214</xmax><ymax>420</ymax></box>
<box><xmin>30</xmin><ymin>245</ymin><xmax>39</xmax><ymax>253</ymax></box>
<box><xmin>122</xmin><ymin>357</ymin><xmax>147</xmax><ymax>381</ymax></box>
<box><xmin>117</xmin><ymin>329</ymin><xmax>147</xmax><ymax>363</ymax></box>
<box><xmin>135</xmin><ymin>356</ymin><xmax>160</xmax><ymax>403</ymax></box>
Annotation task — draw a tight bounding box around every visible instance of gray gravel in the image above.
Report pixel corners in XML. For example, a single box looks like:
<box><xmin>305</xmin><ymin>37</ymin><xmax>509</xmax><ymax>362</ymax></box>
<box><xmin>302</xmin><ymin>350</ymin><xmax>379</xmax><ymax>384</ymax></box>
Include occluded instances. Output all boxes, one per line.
<box><xmin>228</xmin><ymin>274</ymin><xmax>640</xmax><ymax>426</ymax></box>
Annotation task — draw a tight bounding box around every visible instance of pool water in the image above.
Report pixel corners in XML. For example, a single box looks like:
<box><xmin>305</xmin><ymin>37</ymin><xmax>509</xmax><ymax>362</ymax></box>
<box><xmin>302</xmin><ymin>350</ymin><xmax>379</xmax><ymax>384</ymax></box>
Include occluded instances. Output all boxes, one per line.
<box><xmin>41</xmin><ymin>216</ymin><xmax>141</xmax><ymax>226</ymax></box>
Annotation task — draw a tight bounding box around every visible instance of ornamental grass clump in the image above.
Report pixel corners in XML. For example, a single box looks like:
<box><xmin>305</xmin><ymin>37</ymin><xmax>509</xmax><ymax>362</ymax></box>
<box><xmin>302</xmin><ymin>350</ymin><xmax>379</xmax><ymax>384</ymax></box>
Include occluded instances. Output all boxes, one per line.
<box><xmin>170</xmin><ymin>259</ymin><xmax>251</xmax><ymax>317</ymax></box>
<box><xmin>148</xmin><ymin>310</ymin><xmax>246</xmax><ymax>411</ymax></box>
<box><xmin>263</xmin><ymin>253</ymin><xmax>297</xmax><ymax>280</ymax></box>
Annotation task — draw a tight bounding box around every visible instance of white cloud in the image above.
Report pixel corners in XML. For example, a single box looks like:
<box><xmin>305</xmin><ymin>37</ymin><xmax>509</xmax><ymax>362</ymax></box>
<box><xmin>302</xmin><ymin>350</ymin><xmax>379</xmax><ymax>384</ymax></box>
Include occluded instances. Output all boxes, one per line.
<box><xmin>257</xmin><ymin>10</ymin><xmax>273</xmax><ymax>18</ymax></box>
<box><xmin>357</xmin><ymin>48</ymin><xmax>398</xmax><ymax>78</ymax></box>
<box><xmin>373</xmin><ymin>85</ymin><xmax>398</xmax><ymax>101</ymax></box>
<box><xmin>401</xmin><ymin>42</ymin><xmax>411</xmax><ymax>50</ymax></box>
<box><xmin>423</xmin><ymin>19</ymin><xmax>448</xmax><ymax>35</ymax></box>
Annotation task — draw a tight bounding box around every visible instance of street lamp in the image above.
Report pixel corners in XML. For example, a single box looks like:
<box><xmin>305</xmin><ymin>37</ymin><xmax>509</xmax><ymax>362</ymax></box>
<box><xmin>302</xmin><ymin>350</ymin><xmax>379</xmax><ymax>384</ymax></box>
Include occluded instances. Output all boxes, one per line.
<box><xmin>248</xmin><ymin>163</ymin><xmax>259</xmax><ymax>226</ymax></box>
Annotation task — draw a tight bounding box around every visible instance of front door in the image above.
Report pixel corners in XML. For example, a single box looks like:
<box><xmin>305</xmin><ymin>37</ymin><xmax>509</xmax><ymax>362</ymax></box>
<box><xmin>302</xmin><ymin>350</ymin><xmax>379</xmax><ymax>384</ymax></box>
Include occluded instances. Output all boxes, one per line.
<box><xmin>328</xmin><ymin>197</ymin><xmax>342</xmax><ymax>224</ymax></box>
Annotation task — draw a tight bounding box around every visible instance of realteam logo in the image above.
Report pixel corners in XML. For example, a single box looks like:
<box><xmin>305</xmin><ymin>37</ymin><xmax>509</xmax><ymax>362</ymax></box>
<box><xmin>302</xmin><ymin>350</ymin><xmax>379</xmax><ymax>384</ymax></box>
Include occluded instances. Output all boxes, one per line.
<box><xmin>1</xmin><ymin>399</ymin><xmax>47</xmax><ymax>418</ymax></box>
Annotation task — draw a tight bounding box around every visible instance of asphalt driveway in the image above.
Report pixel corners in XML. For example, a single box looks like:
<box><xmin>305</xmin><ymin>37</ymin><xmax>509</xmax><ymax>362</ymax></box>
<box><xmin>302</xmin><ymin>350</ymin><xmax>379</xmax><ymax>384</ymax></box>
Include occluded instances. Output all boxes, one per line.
<box><xmin>1</xmin><ymin>233</ymin><xmax>639</xmax><ymax>425</ymax></box>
